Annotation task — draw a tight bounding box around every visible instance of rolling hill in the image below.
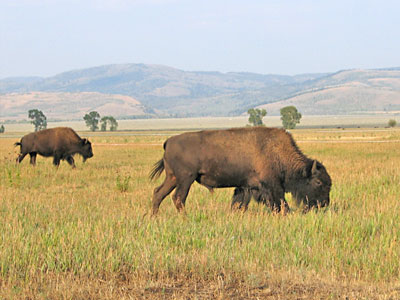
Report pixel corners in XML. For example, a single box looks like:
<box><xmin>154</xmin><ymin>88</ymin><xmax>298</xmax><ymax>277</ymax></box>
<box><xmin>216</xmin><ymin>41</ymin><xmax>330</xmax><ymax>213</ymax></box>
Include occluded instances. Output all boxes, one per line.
<box><xmin>1</xmin><ymin>64</ymin><xmax>400</xmax><ymax>120</ymax></box>
<box><xmin>258</xmin><ymin>68</ymin><xmax>400</xmax><ymax>115</ymax></box>
<box><xmin>0</xmin><ymin>92</ymin><xmax>147</xmax><ymax>120</ymax></box>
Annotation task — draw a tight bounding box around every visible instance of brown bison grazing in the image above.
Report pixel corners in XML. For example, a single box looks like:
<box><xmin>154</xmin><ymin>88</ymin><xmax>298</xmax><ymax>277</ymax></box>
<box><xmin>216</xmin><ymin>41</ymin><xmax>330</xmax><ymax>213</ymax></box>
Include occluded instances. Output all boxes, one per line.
<box><xmin>15</xmin><ymin>127</ymin><xmax>93</xmax><ymax>168</ymax></box>
<box><xmin>150</xmin><ymin>127</ymin><xmax>331</xmax><ymax>214</ymax></box>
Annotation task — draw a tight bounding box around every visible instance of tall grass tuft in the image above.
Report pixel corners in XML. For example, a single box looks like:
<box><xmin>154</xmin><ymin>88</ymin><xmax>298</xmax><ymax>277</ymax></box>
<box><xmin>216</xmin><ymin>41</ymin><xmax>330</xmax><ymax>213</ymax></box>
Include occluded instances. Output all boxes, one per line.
<box><xmin>116</xmin><ymin>172</ymin><xmax>131</xmax><ymax>193</ymax></box>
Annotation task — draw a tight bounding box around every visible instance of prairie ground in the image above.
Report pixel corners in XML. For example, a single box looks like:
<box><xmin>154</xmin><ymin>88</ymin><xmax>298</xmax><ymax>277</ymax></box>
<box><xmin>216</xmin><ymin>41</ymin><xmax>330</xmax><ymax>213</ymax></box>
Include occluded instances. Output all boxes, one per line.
<box><xmin>1</xmin><ymin>128</ymin><xmax>400</xmax><ymax>299</ymax></box>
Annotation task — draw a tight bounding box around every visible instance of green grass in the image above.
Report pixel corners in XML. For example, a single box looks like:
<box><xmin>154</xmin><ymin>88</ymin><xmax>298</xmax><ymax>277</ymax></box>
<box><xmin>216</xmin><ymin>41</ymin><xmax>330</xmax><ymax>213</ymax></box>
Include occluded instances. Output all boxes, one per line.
<box><xmin>1</xmin><ymin>128</ymin><xmax>400</xmax><ymax>298</ymax></box>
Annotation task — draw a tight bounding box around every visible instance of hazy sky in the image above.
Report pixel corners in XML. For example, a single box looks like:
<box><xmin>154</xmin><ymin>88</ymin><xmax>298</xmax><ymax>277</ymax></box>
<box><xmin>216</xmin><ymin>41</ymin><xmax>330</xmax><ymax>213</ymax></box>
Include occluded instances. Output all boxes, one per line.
<box><xmin>1</xmin><ymin>0</ymin><xmax>399</xmax><ymax>78</ymax></box>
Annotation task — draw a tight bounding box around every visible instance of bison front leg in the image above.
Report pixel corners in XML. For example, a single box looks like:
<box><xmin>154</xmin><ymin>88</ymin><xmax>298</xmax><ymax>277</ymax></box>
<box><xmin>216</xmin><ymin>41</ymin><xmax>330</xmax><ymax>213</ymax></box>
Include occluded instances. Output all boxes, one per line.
<box><xmin>66</xmin><ymin>156</ymin><xmax>76</xmax><ymax>168</ymax></box>
<box><xmin>29</xmin><ymin>152</ymin><xmax>37</xmax><ymax>165</ymax></box>
<box><xmin>53</xmin><ymin>155</ymin><xmax>61</xmax><ymax>167</ymax></box>
<box><xmin>267</xmin><ymin>186</ymin><xmax>289</xmax><ymax>214</ymax></box>
<box><xmin>231</xmin><ymin>188</ymin><xmax>251</xmax><ymax>211</ymax></box>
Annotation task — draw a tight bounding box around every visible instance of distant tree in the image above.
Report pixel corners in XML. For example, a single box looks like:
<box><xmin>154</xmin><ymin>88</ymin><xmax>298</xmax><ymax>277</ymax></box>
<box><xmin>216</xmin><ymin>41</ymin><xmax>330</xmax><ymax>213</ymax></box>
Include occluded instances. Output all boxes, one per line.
<box><xmin>0</xmin><ymin>125</ymin><xmax>4</xmax><ymax>133</ymax></box>
<box><xmin>100</xmin><ymin>117</ymin><xmax>108</xmax><ymax>131</ymax></box>
<box><xmin>28</xmin><ymin>109</ymin><xmax>47</xmax><ymax>131</ymax></box>
<box><xmin>280</xmin><ymin>106</ymin><xmax>302</xmax><ymax>129</ymax></box>
<box><xmin>388</xmin><ymin>119</ymin><xmax>397</xmax><ymax>127</ymax></box>
<box><xmin>83</xmin><ymin>111</ymin><xmax>100</xmax><ymax>131</ymax></box>
<box><xmin>247</xmin><ymin>108</ymin><xmax>267</xmax><ymax>126</ymax></box>
<box><xmin>100</xmin><ymin>116</ymin><xmax>118</xmax><ymax>131</ymax></box>
<box><xmin>109</xmin><ymin>116</ymin><xmax>118</xmax><ymax>131</ymax></box>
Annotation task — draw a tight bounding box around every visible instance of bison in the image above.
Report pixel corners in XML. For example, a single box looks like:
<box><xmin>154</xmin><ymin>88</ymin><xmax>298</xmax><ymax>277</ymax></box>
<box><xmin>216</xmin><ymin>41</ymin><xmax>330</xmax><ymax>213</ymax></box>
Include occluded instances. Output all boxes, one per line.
<box><xmin>231</xmin><ymin>187</ymin><xmax>265</xmax><ymax>211</ymax></box>
<box><xmin>231</xmin><ymin>187</ymin><xmax>289</xmax><ymax>212</ymax></box>
<box><xmin>15</xmin><ymin>127</ymin><xmax>93</xmax><ymax>168</ymax></box>
<box><xmin>150</xmin><ymin>127</ymin><xmax>331</xmax><ymax>214</ymax></box>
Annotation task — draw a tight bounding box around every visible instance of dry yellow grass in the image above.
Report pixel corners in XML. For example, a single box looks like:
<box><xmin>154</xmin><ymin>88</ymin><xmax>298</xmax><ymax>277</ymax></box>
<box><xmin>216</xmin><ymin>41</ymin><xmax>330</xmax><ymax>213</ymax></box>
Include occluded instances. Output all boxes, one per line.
<box><xmin>1</xmin><ymin>128</ymin><xmax>400</xmax><ymax>299</ymax></box>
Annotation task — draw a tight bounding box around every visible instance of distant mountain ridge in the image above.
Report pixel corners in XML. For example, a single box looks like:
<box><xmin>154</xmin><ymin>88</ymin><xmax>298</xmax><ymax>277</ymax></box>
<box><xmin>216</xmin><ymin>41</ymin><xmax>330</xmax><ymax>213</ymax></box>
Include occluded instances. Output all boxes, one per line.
<box><xmin>1</xmin><ymin>63</ymin><xmax>400</xmax><ymax>120</ymax></box>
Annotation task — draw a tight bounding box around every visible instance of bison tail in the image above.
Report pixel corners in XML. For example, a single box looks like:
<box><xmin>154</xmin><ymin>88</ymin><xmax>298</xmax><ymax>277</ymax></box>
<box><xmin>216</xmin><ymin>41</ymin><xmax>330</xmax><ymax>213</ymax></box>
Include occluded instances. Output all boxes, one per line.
<box><xmin>149</xmin><ymin>159</ymin><xmax>164</xmax><ymax>180</ymax></box>
<box><xmin>14</xmin><ymin>142</ymin><xmax>22</xmax><ymax>148</ymax></box>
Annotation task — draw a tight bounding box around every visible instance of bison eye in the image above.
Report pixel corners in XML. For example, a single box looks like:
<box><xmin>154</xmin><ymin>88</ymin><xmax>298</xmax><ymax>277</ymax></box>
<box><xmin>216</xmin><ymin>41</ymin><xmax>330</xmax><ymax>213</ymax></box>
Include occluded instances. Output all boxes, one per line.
<box><xmin>315</xmin><ymin>179</ymin><xmax>322</xmax><ymax>186</ymax></box>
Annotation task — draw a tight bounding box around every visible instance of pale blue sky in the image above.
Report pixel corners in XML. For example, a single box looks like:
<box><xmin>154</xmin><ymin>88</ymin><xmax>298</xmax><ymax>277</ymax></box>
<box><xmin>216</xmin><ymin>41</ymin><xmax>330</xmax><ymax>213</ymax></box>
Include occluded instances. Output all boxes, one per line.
<box><xmin>1</xmin><ymin>0</ymin><xmax>399</xmax><ymax>78</ymax></box>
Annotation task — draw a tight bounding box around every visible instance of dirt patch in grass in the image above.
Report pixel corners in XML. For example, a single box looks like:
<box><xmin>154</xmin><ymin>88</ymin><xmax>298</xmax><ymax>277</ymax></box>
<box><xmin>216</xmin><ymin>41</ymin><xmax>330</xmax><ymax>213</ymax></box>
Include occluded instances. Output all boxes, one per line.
<box><xmin>1</xmin><ymin>274</ymin><xmax>399</xmax><ymax>300</ymax></box>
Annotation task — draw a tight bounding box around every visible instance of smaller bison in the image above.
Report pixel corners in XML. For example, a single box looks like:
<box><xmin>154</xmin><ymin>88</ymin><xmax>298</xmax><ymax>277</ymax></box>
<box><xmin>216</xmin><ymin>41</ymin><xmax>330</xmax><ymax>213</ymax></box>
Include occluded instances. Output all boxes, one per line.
<box><xmin>15</xmin><ymin>127</ymin><xmax>93</xmax><ymax>168</ymax></box>
<box><xmin>231</xmin><ymin>187</ymin><xmax>265</xmax><ymax>211</ymax></box>
<box><xmin>231</xmin><ymin>187</ymin><xmax>290</xmax><ymax>212</ymax></box>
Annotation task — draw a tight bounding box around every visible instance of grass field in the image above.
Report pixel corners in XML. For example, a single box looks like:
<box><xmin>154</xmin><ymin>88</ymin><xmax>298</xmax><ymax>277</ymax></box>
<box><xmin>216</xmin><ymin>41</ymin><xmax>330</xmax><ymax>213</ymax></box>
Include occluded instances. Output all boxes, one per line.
<box><xmin>1</xmin><ymin>127</ymin><xmax>400</xmax><ymax>299</ymax></box>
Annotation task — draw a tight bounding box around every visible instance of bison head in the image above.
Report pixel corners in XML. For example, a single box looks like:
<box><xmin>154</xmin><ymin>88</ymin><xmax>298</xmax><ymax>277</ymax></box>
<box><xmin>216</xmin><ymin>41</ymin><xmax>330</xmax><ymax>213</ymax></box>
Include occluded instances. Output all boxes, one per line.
<box><xmin>296</xmin><ymin>160</ymin><xmax>331</xmax><ymax>210</ymax></box>
<box><xmin>80</xmin><ymin>138</ymin><xmax>93</xmax><ymax>161</ymax></box>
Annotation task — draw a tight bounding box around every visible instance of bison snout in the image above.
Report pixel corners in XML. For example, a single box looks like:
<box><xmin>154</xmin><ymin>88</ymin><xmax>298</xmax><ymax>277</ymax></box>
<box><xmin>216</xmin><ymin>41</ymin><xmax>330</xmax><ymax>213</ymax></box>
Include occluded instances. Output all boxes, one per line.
<box><xmin>85</xmin><ymin>151</ymin><xmax>94</xmax><ymax>159</ymax></box>
<box><xmin>83</xmin><ymin>153</ymin><xmax>93</xmax><ymax>162</ymax></box>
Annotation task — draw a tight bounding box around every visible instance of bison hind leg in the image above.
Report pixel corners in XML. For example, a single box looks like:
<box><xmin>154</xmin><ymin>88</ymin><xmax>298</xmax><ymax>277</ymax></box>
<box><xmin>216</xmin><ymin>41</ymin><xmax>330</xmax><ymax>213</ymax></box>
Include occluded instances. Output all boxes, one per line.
<box><xmin>152</xmin><ymin>174</ymin><xmax>177</xmax><ymax>215</ymax></box>
<box><xmin>171</xmin><ymin>175</ymin><xmax>196</xmax><ymax>212</ymax></box>
<box><xmin>16</xmin><ymin>152</ymin><xmax>27</xmax><ymax>164</ymax></box>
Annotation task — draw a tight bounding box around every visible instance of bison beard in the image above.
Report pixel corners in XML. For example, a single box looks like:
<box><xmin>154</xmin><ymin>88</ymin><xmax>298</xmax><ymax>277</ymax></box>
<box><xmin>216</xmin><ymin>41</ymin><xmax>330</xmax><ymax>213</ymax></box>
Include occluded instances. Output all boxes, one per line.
<box><xmin>15</xmin><ymin>127</ymin><xmax>93</xmax><ymax>168</ymax></box>
<box><xmin>150</xmin><ymin>127</ymin><xmax>331</xmax><ymax>215</ymax></box>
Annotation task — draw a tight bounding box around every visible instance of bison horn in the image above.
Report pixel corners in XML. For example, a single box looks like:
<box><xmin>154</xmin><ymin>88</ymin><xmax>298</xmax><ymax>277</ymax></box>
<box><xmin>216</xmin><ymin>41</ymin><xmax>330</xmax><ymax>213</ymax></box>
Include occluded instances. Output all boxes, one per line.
<box><xmin>311</xmin><ymin>160</ymin><xmax>318</xmax><ymax>175</ymax></box>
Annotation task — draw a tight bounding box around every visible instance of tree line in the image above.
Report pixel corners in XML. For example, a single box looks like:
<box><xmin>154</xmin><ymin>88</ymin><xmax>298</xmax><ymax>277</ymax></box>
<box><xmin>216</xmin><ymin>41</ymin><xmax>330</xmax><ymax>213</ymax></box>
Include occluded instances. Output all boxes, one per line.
<box><xmin>2</xmin><ymin>107</ymin><xmax>397</xmax><ymax>133</ymax></box>
<box><xmin>27</xmin><ymin>107</ymin><xmax>294</xmax><ymax>132</ymax></box>
<box><xmin>22</xmin><ymin>109</ymin><xmax>119</xmax><ymax>132</ymax></box>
